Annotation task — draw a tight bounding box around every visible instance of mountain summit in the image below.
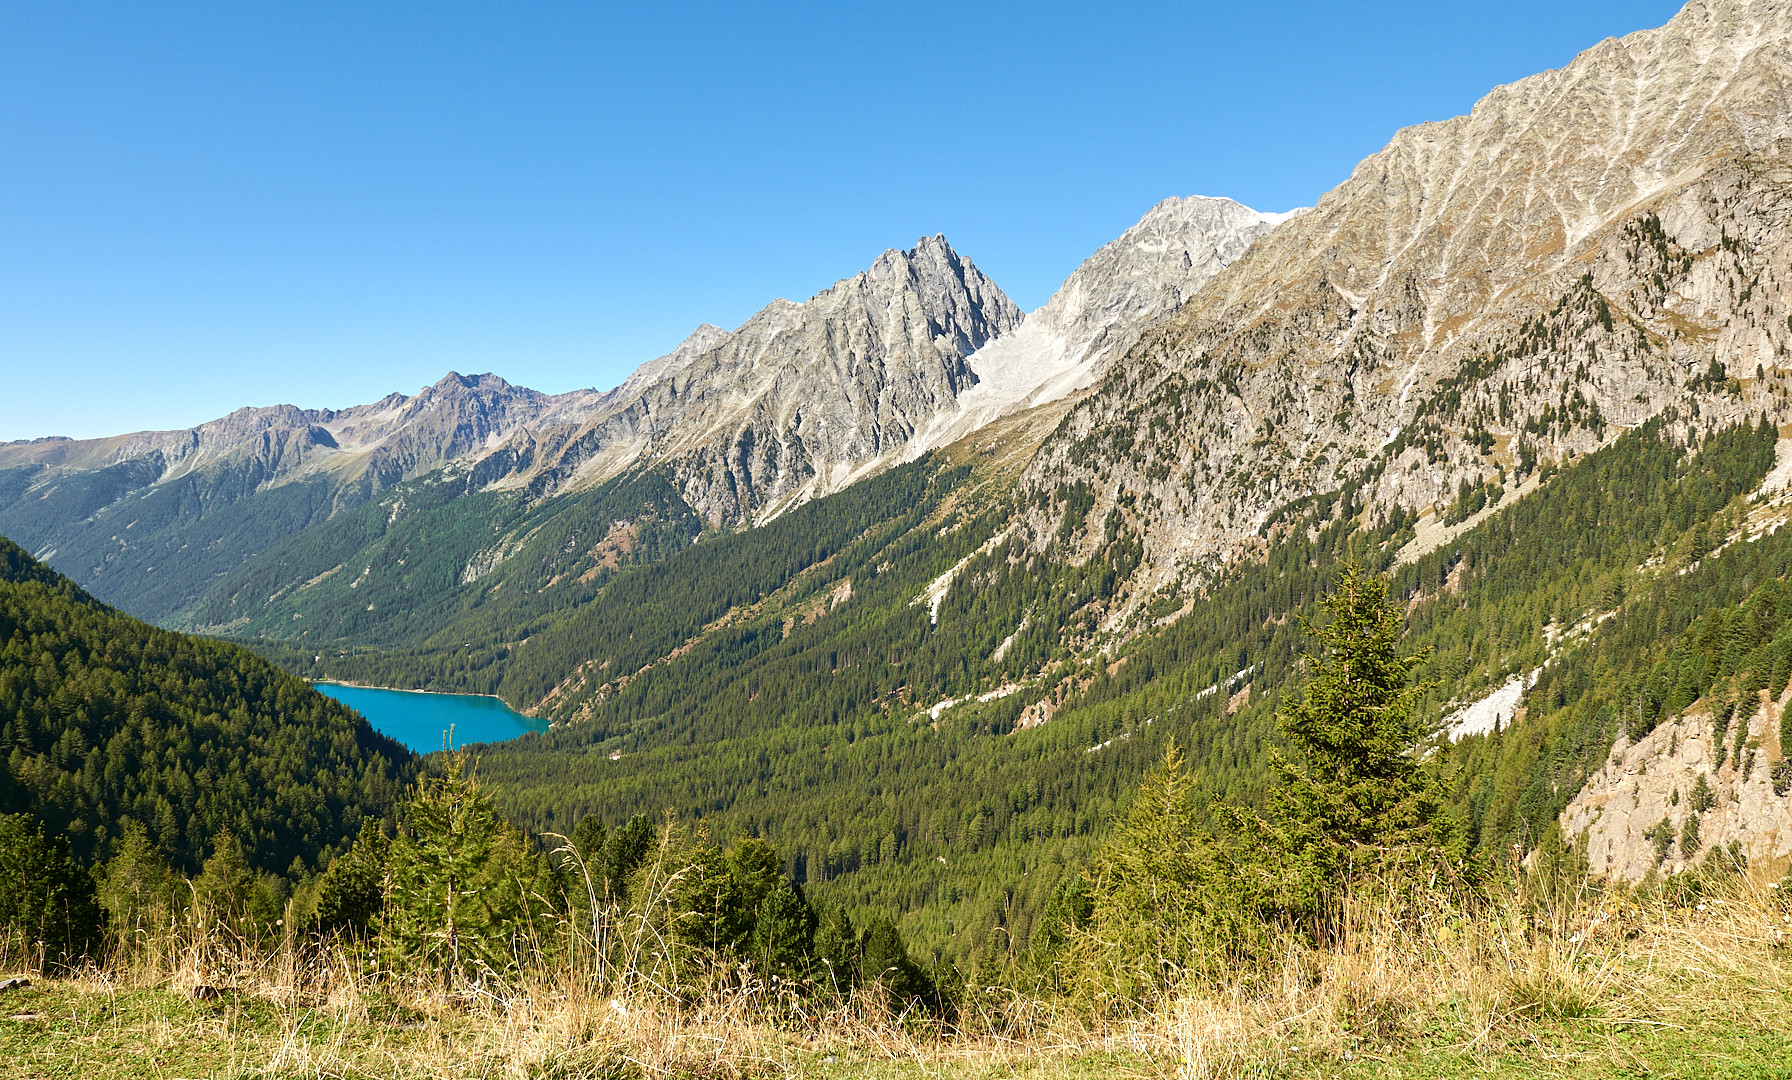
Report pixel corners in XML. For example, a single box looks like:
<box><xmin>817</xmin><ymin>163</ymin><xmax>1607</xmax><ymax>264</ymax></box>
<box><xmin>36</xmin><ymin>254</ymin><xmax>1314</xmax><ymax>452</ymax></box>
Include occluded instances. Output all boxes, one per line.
<box><xmin>1025</xmin><ymin>0</ymin><xmax>1792</xmax><ymax>604</ymax></box>
<box><xmin>477</xmin><ymin>234</ymin><xmax>1024</xmax><ymax>522</ymax></box>
<box><xmin>907</xmin><ymin>195</ymin><xmax>1296</xmax><ymax>456</ymax></box>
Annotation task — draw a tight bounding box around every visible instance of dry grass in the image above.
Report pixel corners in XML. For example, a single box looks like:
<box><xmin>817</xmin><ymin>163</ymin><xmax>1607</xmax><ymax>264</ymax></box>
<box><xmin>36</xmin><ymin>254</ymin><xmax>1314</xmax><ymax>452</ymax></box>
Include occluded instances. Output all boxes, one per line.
<box><xmin>3</xmin><ymin>876</ymin><xmax>1791</xmax><ymax>1079</ymax></box>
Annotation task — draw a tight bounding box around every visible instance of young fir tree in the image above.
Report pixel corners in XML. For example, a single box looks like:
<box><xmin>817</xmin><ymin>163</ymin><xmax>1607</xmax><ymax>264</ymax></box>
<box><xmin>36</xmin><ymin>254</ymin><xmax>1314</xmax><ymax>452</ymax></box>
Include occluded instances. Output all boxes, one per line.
<box><xmin>97</xmin><ymin>822</ymin><xmax>179</xmax><ymax>958</ymax></box>
<box><xmin>303</xmin><ymin>820</ymin><xmax>390</xmax><ymax>937</ymax></box>
<box><xmin>0</xmin><ymin>812</ymin><xmax>101</xmax><ymax>968</ymax></box>
<box><xmin>1070</xmin><ymin>744</ymin><xmax>1262</xmax><ymax>1003</ymax></box>
<box><xmin>1228</xmin><ymin>561</ymin><xmax>1457</xmax><ymax>940</ymax></box>
<box><xmin>193</xmin><ymin>831</ymin><xmax>286</xmax><ymax>941</ymax></box>
<box><xmin>381</xmin><ymin>752</ymin><xmax>555</xmax><ymax>989</ymax></box>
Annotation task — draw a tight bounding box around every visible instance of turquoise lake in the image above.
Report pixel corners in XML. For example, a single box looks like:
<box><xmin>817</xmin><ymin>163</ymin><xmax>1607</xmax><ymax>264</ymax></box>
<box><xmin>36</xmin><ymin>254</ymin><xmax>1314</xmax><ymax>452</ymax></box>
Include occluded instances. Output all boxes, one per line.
<box><xmin>313</xmin><ymin>683</ymin><xmax>548</xmax><ymax>753</ymax></box>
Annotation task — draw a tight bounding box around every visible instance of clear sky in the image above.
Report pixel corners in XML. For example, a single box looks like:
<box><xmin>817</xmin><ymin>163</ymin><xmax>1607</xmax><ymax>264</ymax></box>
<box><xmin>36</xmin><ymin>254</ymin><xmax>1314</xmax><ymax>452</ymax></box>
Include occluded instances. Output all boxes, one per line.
<box><xmin>2</xmin><ymin>1</ymin><xmax>1686</xmax><ymax>441</ymax></box>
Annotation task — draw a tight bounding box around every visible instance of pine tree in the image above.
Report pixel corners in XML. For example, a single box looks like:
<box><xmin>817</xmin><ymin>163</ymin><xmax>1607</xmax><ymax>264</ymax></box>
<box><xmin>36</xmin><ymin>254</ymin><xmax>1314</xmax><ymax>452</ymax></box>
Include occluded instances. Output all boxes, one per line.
<box><xmin>858</xmin><ymin>917</ymin><xmax>933</xmax><ymax>1012</ymax></box>
<box><xmin>749</xmin><ymin>878</ymin><xmax>817</xmax><ymax>980</ymax></box>
<box><xmin>571</xmin><ymin>815</ymin><xmax>607</xmax><ymax>867</ymax></box>
<box><xmin>603</xmin><ymin>814</ymin><xmax>655</xmax><ymax>904</ymax></box>
<box><xmin>812</xmin><ymin>905</ymin><xmax>858</xmax><ymax>999</ymax></box>
<box><xmin>97</xmin><ymin>823</ymin><xmax>178</xmax><ymax>958</ymax></box>
<box><xmin>0</xmin><ymin>812</ymin><xmax>101</xmax><ymax>968</ymax></box>
<box><xmin>193</xmin><ymin>832</ymin><xmax>272</xmax><ymax>941</ymax></box>
<box><xmin>304</xmin><ymin>821</ymin><xmax>389</xmax><ymax>937</ymax></box>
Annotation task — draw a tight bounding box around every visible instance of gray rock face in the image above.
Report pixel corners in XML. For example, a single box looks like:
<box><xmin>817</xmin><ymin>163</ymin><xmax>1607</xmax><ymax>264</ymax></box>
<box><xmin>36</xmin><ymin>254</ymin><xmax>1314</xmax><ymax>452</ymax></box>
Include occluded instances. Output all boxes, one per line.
<box><xmin>481</xmin><ymin>235</ymin><xmax>1024</xmax><ymax>523</ymax></box>
<box><xmin>1023</xmin><ymin>0</ymin><xmax>1792</xmax><ymax>600</ymax></box>
<box><xmin>1563</xmin><ymin>691</ymin><xmax>1792</xmax><ymax>881</ymax></box>
<box><xmin>906</xmin><ymin>196</ymin><xmax>1295</xmax><ymax>456</ymax></box>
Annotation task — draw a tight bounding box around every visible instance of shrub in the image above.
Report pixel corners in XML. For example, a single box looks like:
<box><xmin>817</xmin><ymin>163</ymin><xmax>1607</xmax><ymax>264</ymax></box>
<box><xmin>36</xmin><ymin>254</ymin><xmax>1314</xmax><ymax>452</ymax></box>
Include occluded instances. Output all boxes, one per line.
<box><xmin>1679</xmin><ymin>813</ymin><xmax>1702</xmax><ymax>860</ymax></box>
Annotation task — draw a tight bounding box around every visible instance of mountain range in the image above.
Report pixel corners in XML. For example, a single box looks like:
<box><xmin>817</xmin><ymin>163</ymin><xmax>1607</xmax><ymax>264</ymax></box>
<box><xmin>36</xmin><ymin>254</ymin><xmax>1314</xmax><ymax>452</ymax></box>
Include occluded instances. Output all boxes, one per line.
<box><xmin>0</xmin><ymin>194</ymin><xmax>1283</xmax><ymax>624</ymax></box>
<box><xmin>6</xmin><ymin>0</ymin><xmax>1792</xmax><ymax>950</ymax></box>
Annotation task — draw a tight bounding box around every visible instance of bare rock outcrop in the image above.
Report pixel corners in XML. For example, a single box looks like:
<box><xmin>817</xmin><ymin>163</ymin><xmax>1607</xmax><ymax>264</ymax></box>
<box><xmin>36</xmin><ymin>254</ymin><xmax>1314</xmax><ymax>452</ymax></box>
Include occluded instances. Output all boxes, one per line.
<box><xmin>1562</xmin><ymin>691</ymin><xmax>1792</xmax><ymax>881</ymax></box>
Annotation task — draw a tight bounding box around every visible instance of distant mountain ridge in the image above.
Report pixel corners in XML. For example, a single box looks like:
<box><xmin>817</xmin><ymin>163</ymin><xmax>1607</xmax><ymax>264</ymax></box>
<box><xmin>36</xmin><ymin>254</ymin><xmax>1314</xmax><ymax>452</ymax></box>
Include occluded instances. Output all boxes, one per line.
<box><xmin>2</xmin><ymin>205</ymin><xmax>1289</xmax><ymax>619</ymax></box>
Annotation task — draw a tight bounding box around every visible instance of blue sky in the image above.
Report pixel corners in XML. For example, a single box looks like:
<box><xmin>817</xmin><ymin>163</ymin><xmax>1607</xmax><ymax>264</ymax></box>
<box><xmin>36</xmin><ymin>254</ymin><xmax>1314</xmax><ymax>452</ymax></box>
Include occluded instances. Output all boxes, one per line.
<box><xmin>2</xmin><ymin>1</ymin><xmax>1685</xmax><ymax>440</ymax></box>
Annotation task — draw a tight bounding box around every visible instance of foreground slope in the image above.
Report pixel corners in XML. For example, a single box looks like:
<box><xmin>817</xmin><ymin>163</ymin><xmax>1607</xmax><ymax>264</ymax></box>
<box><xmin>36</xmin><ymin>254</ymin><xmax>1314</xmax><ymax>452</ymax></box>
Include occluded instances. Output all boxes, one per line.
<box><xmin>0</xmin><ymin>533</ymin><xmax>412</xmax><ymax>875</ymax></box>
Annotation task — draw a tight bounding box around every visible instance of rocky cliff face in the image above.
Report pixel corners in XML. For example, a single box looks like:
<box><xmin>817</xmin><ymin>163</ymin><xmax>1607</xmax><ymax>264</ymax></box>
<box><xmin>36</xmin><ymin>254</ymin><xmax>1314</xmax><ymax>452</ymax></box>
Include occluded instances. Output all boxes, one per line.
<box><xmin>1022</xmin><ymin>0</ymin><xmax>1792</xmax><ymax>611</ymax></box>
<box><xmin>1563</xmin><ymin>690</ymin><xmax>1792</xmax><ymax>881</ymax></box>
<box><xmin>485</xmin><ymin>235</ymin><xmax>1024</xmax><ymax>523</ymax></box>
<box><xmin>906</xmin><ymin>196</ymin><xmax>1295</xmax><ymax>456</ymax></box>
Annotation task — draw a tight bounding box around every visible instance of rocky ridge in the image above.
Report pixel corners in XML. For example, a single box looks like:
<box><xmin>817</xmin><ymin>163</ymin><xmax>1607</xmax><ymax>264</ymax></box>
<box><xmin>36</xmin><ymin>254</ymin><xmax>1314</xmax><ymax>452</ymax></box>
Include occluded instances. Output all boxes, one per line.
<box><xmin>0</xmin><ymin>371</ymin><xmax>606</xmax><ymax>499</ymax></box>
<box><xmin>904</xmin><ymin>196</ymin><xmax>1297</xmax><ymax>457</ymax></box>
<box><xmin>477</xmin><ymin>235</ymin><xmax>1025</xmax><ymax>524</ymax></box>
<box><xmin>1022</xmin><ymin>0</ymin><xmax>1792</xmax><ymax>618</ymax></box>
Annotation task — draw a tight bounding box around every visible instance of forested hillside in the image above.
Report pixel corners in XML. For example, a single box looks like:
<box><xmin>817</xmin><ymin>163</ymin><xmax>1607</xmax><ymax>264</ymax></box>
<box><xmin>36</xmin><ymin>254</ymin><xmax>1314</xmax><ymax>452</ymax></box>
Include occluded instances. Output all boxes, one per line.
<box><xmin>422</xmin><ymin>415</ymin><xmax>1791</xmax><ymax>964</ymax></box>
<box><xmin>0</xmin><ymin>535</ymin><xmax>414</xmax><ymax>876</ymax></box>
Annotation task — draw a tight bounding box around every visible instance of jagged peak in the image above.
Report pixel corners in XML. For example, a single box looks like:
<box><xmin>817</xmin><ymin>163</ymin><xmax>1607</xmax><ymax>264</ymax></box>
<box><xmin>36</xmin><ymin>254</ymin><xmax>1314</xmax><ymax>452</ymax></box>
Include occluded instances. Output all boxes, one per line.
<box><xmin>426</xmin><ymin>371</ymin><xmax>519</xmax><ymax>395</ymax></box>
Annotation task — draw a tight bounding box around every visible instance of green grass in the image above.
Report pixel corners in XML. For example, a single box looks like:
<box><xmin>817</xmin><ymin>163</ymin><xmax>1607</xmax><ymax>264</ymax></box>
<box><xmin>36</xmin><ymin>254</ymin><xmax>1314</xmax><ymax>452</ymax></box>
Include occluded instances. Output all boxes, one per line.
<box><xmin>3</xmin><ymin>975</ymin><xmax>1789</xmax><ymax>1080</ymax></box>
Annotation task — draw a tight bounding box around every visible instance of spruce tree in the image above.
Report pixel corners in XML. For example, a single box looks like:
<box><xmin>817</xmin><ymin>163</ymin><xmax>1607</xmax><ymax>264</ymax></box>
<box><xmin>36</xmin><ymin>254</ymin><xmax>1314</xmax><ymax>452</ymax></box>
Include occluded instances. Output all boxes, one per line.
<box><xmin>305</xmin><ymin>821</ymin><xmax>389</xmax><ymax>937</ymax></box>
<box><xmin>0</xmin><ymin>812</ymin><xmax>101</xmax><ymax>968</ymax></box>
<box><xmin>1241</xmin><ymin>561</ymin><xmax>1456</xmax><ymax>938</ymax></box>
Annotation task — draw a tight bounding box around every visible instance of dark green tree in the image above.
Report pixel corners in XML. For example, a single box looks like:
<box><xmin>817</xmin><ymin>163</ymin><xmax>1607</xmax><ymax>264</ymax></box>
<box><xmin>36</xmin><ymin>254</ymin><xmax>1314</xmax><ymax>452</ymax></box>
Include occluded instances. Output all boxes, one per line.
<box><xmin>571</xmin><ymin>815</ymin><xmax>607</xmax><ymax>867</ymax></box>
<box><xmin>813</xmin><ymin>905</ymin><xmax>858</xmax><ymax>998</ymax></box>
<box><xmin>381</xmin><ymin>752</ymin><xmax>556</xmax><ymax>988</ymax></box>
<box><xmin>749</xmin><ymin>877</ymin><xmax>817</xmax><ymax>981</ymax></box>
<box><xmin>0</xmin><ymin>812</ymin><xmax>101</xmax><ymax>968</ymax></box>
<box><xmin>603</xmin><ymin>814</ymin><xmax>656</xmax><ymax>904</ymax></box>
<box><xmin>858</xmin><ymin>917</ymin><xmax>934</xmax><ymax>1013</ymax></box>
<box><xmin>1235</xmin><ymin>562</ymin><xmax>1457</xmax><ymax>938</ymax></box>
<box><xmin>304</xmin><ymin>821</ymin><xmax>390</xmax><ymax>937</ymax></box>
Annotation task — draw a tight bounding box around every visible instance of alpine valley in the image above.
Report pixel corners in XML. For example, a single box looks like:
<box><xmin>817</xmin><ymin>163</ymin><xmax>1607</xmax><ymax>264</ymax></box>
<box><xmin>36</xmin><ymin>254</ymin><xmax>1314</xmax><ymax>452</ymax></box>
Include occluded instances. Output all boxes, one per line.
<box><xmin>11</xmin><ymin>0</ymin><xmax>1792</xmax><ymax>971</ymax></box>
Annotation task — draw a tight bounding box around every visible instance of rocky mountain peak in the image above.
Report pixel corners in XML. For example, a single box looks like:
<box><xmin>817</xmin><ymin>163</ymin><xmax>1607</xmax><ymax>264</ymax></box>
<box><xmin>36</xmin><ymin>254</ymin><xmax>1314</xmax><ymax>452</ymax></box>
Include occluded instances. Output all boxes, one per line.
<box><xmin>486</xmin><ymin>234</ymin><xmax>1025</xmax><ymax>523</ymax></box>
<box><xmin>1021</xmin><ymin>0</ymin><xmax>1792</xmax><ymax>615</ymax></box>
<box><xmin>905</xmin><ymin>195</ymin><xmax>1295</xmax><ymax>457</ymax></box>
